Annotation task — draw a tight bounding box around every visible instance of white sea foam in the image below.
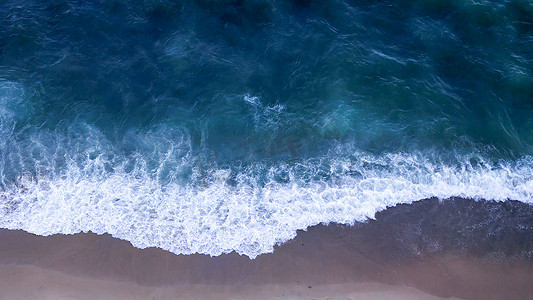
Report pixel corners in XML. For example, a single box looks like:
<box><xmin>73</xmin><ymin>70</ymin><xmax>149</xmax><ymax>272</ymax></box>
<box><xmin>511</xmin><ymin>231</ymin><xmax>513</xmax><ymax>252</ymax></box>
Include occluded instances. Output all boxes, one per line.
<box><xmin>0</xmin><ymin>149</ymin><xmax>532</xmax><ymax>259</ymax></box>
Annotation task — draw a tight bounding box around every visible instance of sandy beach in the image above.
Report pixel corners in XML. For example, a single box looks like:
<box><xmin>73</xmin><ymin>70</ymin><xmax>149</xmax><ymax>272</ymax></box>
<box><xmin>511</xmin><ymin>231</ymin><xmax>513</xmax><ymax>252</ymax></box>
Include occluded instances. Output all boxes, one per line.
<box><xmin>0</xmin><ymin>198</ymin><xmax>531</xmax><ymax>299</ymax></box>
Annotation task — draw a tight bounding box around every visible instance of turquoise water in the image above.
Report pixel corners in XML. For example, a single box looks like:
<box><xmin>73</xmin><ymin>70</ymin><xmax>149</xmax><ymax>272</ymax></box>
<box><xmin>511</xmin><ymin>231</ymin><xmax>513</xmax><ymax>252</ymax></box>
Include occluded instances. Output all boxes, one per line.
<box><xmin>0</xmin><ymin>0</ymin><xmax>532</xmax><ymax>257</ymax></box>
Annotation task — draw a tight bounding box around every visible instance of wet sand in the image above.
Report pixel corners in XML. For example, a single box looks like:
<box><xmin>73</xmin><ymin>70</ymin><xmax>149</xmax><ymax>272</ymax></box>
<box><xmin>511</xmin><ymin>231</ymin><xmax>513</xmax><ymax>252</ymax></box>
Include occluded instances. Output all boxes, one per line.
<box><xmin>0</xmin><ymin>198</ymin><xmax>531</xmax><ymax>299</ymax></box>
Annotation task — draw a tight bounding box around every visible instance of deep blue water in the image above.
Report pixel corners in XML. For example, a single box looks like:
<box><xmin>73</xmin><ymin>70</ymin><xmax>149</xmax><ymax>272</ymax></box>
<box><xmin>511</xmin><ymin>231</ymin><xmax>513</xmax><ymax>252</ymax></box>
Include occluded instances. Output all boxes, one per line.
<box><xmin>0</xmin><ymin>0</ymin><xmax>532</xmax><ymax>257</ymax></box>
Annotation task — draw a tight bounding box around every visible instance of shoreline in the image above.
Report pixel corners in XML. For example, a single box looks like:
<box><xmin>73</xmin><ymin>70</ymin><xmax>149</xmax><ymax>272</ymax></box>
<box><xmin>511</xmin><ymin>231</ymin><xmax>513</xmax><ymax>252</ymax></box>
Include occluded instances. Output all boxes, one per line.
<box><xmin>0</xmin><ymin>198</ymin><xmax>531</xmax><ymax>299</ymax></box>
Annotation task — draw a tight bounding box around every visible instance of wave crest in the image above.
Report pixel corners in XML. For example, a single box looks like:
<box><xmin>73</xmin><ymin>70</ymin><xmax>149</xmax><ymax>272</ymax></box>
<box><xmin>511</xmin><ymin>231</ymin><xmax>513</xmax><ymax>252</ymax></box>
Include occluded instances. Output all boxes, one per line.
<box><xmin>1</xmin><ymin>150</ymin><xmax>531</xmax><ymax>258</ymax></box>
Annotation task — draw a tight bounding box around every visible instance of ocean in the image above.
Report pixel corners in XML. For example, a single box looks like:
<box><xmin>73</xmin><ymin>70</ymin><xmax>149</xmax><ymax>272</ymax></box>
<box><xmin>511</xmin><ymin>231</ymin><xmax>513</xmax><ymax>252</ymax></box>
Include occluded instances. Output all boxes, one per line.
<box><xmin>0</xmin><ymin>0</ymin><xmax>532</xmax><ymax>258</ymax></box>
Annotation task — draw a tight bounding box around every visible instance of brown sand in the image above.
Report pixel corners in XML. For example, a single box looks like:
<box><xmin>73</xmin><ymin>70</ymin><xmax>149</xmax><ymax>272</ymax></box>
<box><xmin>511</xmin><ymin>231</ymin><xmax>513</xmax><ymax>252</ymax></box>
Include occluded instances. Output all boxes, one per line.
<box><xmin>0</xmin><ymin>198</ymin><xmax>531</xmax><ymax>299</ymax></box>
<box><xmin>0</xmin><ymin>264</ymin><xmax>446</xmax><ymax>300</ymax></box>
